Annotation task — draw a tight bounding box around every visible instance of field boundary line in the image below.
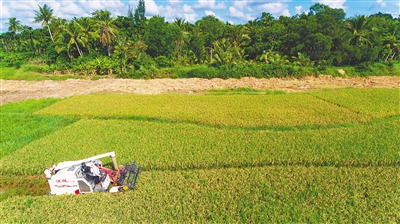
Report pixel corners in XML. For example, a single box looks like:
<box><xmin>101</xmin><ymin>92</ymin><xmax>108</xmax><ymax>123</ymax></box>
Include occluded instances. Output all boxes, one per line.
<box><xmin>309</xmin><ymin>93</ymin><xmax>375</xmax><ymax>119</ymax></box>
<box><xmin>79</xmin><ymin>115</ymin><xmax>399</xmax><ymax>132</ymax></box>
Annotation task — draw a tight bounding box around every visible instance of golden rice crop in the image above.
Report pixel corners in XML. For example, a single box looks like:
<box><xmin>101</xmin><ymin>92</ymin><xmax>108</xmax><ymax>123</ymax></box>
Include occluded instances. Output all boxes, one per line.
<box><xmin>35</xmin><ymin>92</ymin><xmax>372</xmax><ymax>127</ymax></box>
<box><xmin>1</xmin><ymin>88</ymin><xmax>399</xmax><ymax>223</ymax></box>
<box><xmin>1</xmin><ymin>118</ymin><xmax>398</xmax><ymax>175</ymax></box>
<box><xmin>310</xmin><ymin>88</ymin><xmax>400</xmax><ymax>119</ymax></box>
<box><xmin>0</xmin><ymin>166</ymin><xmax>398</xmax><ymax>223</ymax></box>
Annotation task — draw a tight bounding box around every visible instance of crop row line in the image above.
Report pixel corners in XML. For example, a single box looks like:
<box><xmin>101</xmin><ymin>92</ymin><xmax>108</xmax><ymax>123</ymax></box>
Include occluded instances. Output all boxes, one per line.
<box><xmin>77</xmin><ymin>114</ymin><xmax>399</xmax><ymax>132</ymax></box>
<box><xmin>136</xmin><ymin>159</ymin><xmax>400</xmax><ymax>172</ymax></box>
<box><xmin>310</xmin><ymin>94</ymin><xmax>372</xmax><ymax>118</ymax></box>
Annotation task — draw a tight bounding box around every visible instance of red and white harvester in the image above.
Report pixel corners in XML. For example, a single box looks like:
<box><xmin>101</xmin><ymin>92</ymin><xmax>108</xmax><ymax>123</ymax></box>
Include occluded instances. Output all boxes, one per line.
<box><xmin>44</xmin><ymin>152</ymin><xmax>140</xmax><ymax>195</ymax></box>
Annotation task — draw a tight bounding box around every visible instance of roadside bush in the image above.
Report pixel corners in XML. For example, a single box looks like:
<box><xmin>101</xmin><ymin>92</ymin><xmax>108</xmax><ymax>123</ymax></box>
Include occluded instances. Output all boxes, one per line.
<box><xmin>13</xmin><ymin>61</ymin><xmax>24</xmax><ymax>69</ymax></box>
<box><xmin>2</xmin><ymin>52</ymin><xmax>34</xmax><ymax>67</ymax></box>
<box><xmin>355</xmin><ymin>62</ymin><xmax>373</xmax><ymax>73</ymax></box>
<box><xmin>21</xmin><ymin>64</ymin><xmax>47</xmax><ymax>73</ymax></box>
<box><xmin>185</xmin><ymin>66</ymin><xmax>219</xmax><ymax>79</ymax></box>
<box><xmin>155</xmin><ymin>56</ymin><xmax>173</xmax><ymax>68</ymax></box>
<box><xmin>54</xmin><ymin>54</ymin><xmax>71</xmax><ymax>72</ymax></box>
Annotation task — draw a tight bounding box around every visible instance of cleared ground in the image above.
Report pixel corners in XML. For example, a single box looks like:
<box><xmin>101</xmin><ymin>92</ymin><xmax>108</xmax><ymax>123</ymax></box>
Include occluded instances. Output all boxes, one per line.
<box><xmin>1</xmin><ymin>75</ymin><xmax>399</xmax><ymax>104</ymax></box>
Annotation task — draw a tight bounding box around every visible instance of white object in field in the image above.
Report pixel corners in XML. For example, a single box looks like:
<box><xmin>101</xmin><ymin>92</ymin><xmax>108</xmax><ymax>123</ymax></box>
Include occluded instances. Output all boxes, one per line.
<box><xmin>45</xmin><ymin>152</ymin><xmax>117</xmax><ymax>195</ymax></box>
<box><xmin>109</xmin><ymin>186</ymin><xmax>120</xmax><ymax>193</ymax></box>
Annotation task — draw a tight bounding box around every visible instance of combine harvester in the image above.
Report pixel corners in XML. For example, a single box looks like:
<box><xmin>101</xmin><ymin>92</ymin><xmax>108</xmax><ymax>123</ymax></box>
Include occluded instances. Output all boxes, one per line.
<box><xmin>44</xmin><ymin>152</ymin><xmax>140</xmax><ymax>195</ymax></box>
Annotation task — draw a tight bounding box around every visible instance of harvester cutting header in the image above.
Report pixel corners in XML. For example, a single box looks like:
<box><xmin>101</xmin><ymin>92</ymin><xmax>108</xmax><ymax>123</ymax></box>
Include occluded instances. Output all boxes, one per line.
<box><xmin>44</xmin><ymin>152</ymin><xmax>140</xmax><ymax>195</ymax></box>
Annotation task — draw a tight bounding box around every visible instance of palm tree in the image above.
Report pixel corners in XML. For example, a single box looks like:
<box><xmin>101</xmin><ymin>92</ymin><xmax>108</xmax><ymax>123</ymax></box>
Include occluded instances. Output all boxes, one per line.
<box><xmin>345</xmin><ymin>15</ymin><xmax>372</xmax><ymax>46</ymax></box>
<box><xmin>74</xmin><ymin>17</ymin><xmax>99</xmax><ymax>53</ymax></box>
<box><xmin>65</xmin><ymin>21</ymin><xmax>87</xmax><ymax>56</ymax></box>
<box><xmin>51</xmin><ymin>17</ymin><xmax>68</xmax><ymax>40</ymax></box>
<box><xmin>92</xmin><ymin>10</ymin><xmax>118</xmax><ymax>56</ymax></box>
<box><xmin>6</xmin><ymin>17</ymin><xmax>22</xmax><ymax>33</ymax></box>
<box><xmin>33</xmin><ymin>4</ymin><xmax>55</xmax><ymax>42</ymax></box>
<box><xmin>114</xmin><ymin>36</ymin><xmax>135</xmax><ymax>73</ymax></box>
<box><xmin>172</xmin><ymin>18</ymin><xmax>190</xmax><ymax>61</ymax></box>
<box><xmin>21</xmin><ymin>25</ymin><xmax>35</xmax><ymax>53</ymax></box>
<box><xmin>383</xmin><ymin>32</ymin><xmax>400</xmax><ymax>61</ymax></box>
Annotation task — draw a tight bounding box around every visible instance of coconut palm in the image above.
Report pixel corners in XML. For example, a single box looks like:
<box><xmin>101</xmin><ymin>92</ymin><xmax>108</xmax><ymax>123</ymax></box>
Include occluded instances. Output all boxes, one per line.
<box><xmin>33</xmin><ymin>4</ymin><xmax>55</xmax><ymax>42</ymax></box>
<box><xmin>114</xmin><ymin>36</ymin><xmax>135</xmax><ymax>73</ymax></box>
<box><xmin>172</xmin><ymin>18</ymin><xmax>190</xmax><ymax>61</ymax></box>
<box><xmin>74</xmin><ymin>17</ymin><xmax>99</xmax><ymax>53</ymax></box>
<box><xmin>6</xmin><ymin>17</ymin><xmax>22</xmax><ymax>33</ymax></box>
<box><xmin>345</xmin><ymin>15</ymin><xmax>372</xmax><ymax>47</ymax></box>
<box><xmin>51</xmin><ymin>17</ymin><xmax>68</xmax><ymax>40</ymax></box>
<box><xmin>64</xmin><ymin>21</ymin><xmax>87</xmax><ymax>56</ymax></box>
<box><xmin>92</xmin><ymin>10</ymin><xmax>118</xmax><ymax>56</ymax></box>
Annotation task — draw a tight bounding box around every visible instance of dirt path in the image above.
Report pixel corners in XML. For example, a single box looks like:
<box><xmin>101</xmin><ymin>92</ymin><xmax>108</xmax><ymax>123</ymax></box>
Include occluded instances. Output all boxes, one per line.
<box><xmin>1</xmin><ymin>76</ymin><xmax>399</xmax><ymax>105</ymax></box>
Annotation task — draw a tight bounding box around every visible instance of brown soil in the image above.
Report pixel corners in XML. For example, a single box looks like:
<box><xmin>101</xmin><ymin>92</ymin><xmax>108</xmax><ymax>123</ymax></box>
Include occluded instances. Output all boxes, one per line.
<box><xmin>1</xmin><ymin>75</ymin><xmax>399</xmax><ymax>105</ymax></box>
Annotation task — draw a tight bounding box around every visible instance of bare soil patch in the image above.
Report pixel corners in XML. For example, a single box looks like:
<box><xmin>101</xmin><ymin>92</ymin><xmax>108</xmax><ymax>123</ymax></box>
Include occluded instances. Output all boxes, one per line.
<box><xmin>1</xmin><ymin>76</ymin><xmax>399</xmax><ymax>105</ymax></box>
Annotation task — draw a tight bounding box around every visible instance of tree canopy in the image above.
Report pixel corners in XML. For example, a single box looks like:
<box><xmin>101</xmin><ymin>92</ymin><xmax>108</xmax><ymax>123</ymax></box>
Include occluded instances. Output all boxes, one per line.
<box><xmin>1</xmin><ymin>3</ymin><xmax>399</xmax><ymax>77</ymax></box>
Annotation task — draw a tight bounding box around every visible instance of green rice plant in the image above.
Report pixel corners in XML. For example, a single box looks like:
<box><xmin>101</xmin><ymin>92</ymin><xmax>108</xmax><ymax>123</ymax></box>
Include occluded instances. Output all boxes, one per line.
<box><xmin>310</xmin><ymin>88</ymin><xmax>400</xmax><ymax>119</ymax></box>
<box><xmin>0</xmin><ymin>166</ymin><xmax>398</xmax><ymax>223</ymax></box>
<box><xmin>1</xmin><ymin>117</ymin><xmax>398</xmax><ymax>175</ymax></box>
<box><xmin>0</xmin><ymin>98</ymin><xmax>61</xmax><ymax>114</ymax></box>
<box><xmin>0</xmin><ymin>99</ymin><xmax>78</xmax><ymax>158</ymax></box>
<box><xmin>35</xmin><ymin>92</ymin><xmax>372</xmax><ymax>127</ymax></box>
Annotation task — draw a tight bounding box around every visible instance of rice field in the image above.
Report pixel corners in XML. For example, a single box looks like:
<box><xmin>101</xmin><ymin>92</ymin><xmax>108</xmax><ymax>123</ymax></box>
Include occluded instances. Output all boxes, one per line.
<box><xmin>0</xmin><ymin>88</ymin><xmax>399</xmax><ymax>223</ymax></box>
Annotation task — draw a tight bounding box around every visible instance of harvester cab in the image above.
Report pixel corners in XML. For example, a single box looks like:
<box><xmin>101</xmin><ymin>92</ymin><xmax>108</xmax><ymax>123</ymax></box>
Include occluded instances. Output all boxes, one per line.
<box><xmin>44</xmin><ymin>152</ymin><xmax>140</xmax><ymax>195</ymax></box>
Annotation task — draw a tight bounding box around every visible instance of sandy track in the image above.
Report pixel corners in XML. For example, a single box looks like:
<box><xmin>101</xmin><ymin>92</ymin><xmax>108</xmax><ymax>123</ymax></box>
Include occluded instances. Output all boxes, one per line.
<box><xmin>1</xmin><ymin>76</ymin><xmax>399</xmax><ymax>105</ymax></box>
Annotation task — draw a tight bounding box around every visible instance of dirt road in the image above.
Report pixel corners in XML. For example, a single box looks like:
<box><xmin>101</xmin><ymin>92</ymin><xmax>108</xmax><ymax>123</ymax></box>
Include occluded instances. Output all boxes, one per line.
<box><xmin>1</xmin><ymin>76</ymin><xmax>399</xmax><ymax>105</ymax></box>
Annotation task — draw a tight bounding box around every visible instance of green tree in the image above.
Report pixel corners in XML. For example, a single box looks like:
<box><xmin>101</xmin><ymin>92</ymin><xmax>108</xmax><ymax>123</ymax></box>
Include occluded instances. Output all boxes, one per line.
<box><xmin>6</xmin><ymin>18</ymin><xmax>22</xmax><ymax>33</ymax></box>
<box><xmin>74</xmin><ymin>17</ymin><xmax>99</xmax><ymax>53</ymax></box>
<box><xmin>134</xmin><ymin>0</ymin><xmax>146</xmax><ymax>37</ymax></box>
<box><xmin>64</xmin><ymin>21</ymin><xmax>87</xmax><ymax>56</ymax></box>
<box><xmin>114</xmin><ymin>36</ymin><xmax>134</xmax><ymax>73</ymax></box>
<box><xmin>144</xmin><ymin>16</ymin><xmax>168</xmax><ymax>57</ymax></box>
<box><xmin>195</xmin><ymin>15</ymin><xmax>225</xmax><ymax>63</ymax></box>
<box><xmin>20</xmin><ymin>26</ymin><xmax>36</xmax><ymax>54</ymax></box>
<box><xmin>92</xmin><ymin>10</ymin><xmax>118</xmax><ymax>56</ymax></box>
<box><xmin>33</xmin><ymin>4</ymin><xmax>55</xmax><ymax>42</ymax></box>
<box><xmin>134</xmin><ymin>0</ymin><xmax>146</xmax><ymax>25</ymax></box>
<box><xmin>345</xmin><ymin>15</ymin><xmax>373</xmax><ymax>46</ymax></box>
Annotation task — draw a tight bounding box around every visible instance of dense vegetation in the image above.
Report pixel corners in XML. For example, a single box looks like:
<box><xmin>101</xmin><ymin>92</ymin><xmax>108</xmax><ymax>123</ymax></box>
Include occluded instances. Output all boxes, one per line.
<box><xmin>0</xmin><ymin>89</ymin><xmax>399</xmax><ymax>222</ymax></box>
<box><xmin>1</xmin><ymin>2</ymin><xmax>399</xmax><ymax>79</ymax></box>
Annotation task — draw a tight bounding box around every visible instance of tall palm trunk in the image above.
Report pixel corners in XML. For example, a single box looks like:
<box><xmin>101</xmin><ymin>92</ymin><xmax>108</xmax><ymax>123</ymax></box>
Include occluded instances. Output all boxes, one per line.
<box><xmin>47</xmin><ymin>25</ymin><xmax>54</xmax><ymax>42</ymax></box>
<box><xmin>74</xmin><ymin>41</ymin><xmax>83</xmax><ymax>56</ymax></box>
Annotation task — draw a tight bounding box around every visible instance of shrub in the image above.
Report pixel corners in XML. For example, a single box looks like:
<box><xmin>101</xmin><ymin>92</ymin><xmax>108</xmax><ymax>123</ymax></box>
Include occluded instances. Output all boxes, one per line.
<box><xmin>21</xmin><ymin>64</ymin><xmax>46</xmax><ymax>73</ymax></box>
<box><xmin>185</xmin><ymin>66</ymin><xmax>219</xmax><ymax>79</ymax></box>
<box><xmin>155</xmin><ymin>56</ymin><xmax>173</xmax><ymax>68</ymax></box>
